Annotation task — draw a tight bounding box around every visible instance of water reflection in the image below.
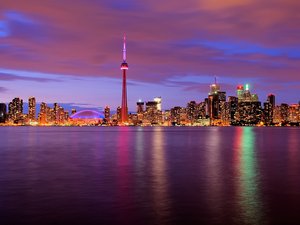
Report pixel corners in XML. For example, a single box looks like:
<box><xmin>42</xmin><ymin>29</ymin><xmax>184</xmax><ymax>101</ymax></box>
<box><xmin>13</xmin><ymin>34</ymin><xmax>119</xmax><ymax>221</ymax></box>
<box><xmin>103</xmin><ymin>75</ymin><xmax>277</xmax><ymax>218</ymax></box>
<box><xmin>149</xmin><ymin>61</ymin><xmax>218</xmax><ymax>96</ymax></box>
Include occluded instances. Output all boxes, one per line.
<box><xmin>151</xmin><ymin>127</ymin><xmax>171</xmax><ymax>224</ymax></box>
<box><xmin>287</xmin><ymin>128</ymin><xmax>300</xmax><ymax>202</ymax></box>
<box><xmin>116</xmin><ymin>127</ymin><xmax>131</xmax><ymax>222</ymax></box>
<box><xmin>234</xmin><ymin>127</ymin><xmax>264</xmax><ymax>224</ymax></box>
<box><xmin>288</xmin><ymin>128</ymin><xmax>299</xmax><ymax>162</ymax></box>
<box><xmin>205</xmin><ymin>128</ymin><xmax>222</xmax><ymax>216</ymax></box>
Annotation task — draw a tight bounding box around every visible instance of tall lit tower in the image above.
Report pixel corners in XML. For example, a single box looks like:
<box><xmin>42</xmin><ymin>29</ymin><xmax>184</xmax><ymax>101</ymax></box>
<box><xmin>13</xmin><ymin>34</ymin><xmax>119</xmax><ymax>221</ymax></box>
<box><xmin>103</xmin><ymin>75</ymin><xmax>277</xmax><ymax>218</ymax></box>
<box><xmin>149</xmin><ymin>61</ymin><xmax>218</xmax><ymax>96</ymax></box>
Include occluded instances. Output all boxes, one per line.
<box><xmin>28</xmin><ymin>97</ymin><xmax>36</xmax><ymax>121</ymax></box>
<box><xmin>120</xmin><ymin>34</ymin><xmax>128</xmax><ymax>123</ymax></box>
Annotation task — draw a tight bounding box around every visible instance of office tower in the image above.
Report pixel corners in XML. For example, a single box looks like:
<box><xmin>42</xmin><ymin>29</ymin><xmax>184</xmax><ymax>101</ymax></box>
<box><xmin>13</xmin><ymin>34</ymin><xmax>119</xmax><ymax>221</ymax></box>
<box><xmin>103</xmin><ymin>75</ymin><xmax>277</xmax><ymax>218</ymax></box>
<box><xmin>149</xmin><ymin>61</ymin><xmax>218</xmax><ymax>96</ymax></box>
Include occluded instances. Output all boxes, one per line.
<box><xmin>104</xmin><ymin>106</ymin><xmax>110</xmax><ymax>120</ymax></box>
<box><xmin>236</xmin><ymin>101</ymin><xmax>262</xmax><ymax>125</ymax></box>
<box><xmin>264</xmin><ymin>94</ymin><xmax>275</xmax><ymax>125</ymax></box>
<box><xmin>237</xmin><ymin>85</ymin><xmax>244</xmax><ymax>102</ymax></box>
<box><xmin>53</xmin><ymin>103</ymin><xmax>59</xmax><ymax>123</ymax></box>
<box><xmin>289</xmin><ymin>104</ymin><xmax>300</xmax><ymax>123</ymax></box>
<box><xmin>117</xmin><ymin>106</ymin><xmax>121</xmax><ymax>122</ymax></box>
<box><xmin>280</xmin><ymin>103</ymin><xmax>289</xmax><ymax>124</ymax></box>
<box><xmin>8</xmin><ymin>97</ymin><xmax>23</xmax><ymax>122</ymax></box>
<box><xmin>38</xmin><ymin>102</ymin><xmax>47</xmax><ymax>124</ymax></box>
<box><xmin>170</xmin><ymin>106</ymin><xmax>182</xmax><ymax>125</ymax></box>
<box><xmin>154</xmin><ymin>97</ymin><xmax>162</xmax><ymax>111</ymax></box>
<box><xmin>267</xmin><ymin>94</ymin><xmax>275</xmax><ymax>108</ymax></box>
<box><xmin>0</xmin><ymin>103</ymin><xmax>7</xmax><ymax>123</ymax></box>
<box><xmin>243</xmin><ymin>84</ymin><xmax>252</xmax><ymax>101</ymax></box>
<box><xmin>136</xmin><ymin>100</ymin><xmax>144</xmax><ymax>113</ymax></box>
<box><xmin>145</xmin><ymin>101</ymin><xmax>161</xmax><ymax>124</ymax></box>
<box><xmin>263</xmin><ymin>102</ymin><xmax>272</xmax><ymax>125</ymax></box>
<box><xmin>120</xmin><ymin>35</ymin><xmax>128</xmax><ymax>124</ymax></box>
<box><xmin>28</xmin><ymin>97</ymin><xmax>36</xmax><ymax>121</ymax></box>
<box><xmin>228</xmin><ymin>96</ymin><xmax>238</xmax><ymax>125</ymax></box>
<box><xmin>209</xmin><ymin>77</ymin><xmax>220</xmax><ymax>95</ymax></box>
<box><xmin>187</xmin><ymin>101</ymin><xmax>197</xmax><ymax>122</ymax></box>
<box><xmin>207</xmin><ymin>79</ymin><xmax>226</xmax><ymax>120</ymax></box>
<box><xmin>197</xmin><ymin>102</ymin><xmax>207</xmax><ymax>119</ymax></box>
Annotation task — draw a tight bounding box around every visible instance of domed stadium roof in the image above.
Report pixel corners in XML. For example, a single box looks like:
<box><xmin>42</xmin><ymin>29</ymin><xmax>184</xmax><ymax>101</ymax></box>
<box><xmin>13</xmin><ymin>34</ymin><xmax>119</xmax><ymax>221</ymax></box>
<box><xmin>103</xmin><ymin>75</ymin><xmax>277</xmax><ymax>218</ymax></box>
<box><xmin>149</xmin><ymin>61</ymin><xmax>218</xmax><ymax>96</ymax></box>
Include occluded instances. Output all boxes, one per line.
<box><xmin>70</xmin><ymin>110</ymin><xmax>104</xmax><ymax>119</ymax></box>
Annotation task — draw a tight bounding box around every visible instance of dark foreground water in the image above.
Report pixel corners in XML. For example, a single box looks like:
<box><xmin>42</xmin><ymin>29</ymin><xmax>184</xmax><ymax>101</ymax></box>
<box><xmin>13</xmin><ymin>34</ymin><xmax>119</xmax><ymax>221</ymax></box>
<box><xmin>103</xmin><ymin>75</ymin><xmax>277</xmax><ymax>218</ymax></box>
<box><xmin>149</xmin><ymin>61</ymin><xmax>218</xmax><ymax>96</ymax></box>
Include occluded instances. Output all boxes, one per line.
<box><xmin>0</xmin><ymin>127</ymin><xmax>300</xmax><ymax>225</ymax></box>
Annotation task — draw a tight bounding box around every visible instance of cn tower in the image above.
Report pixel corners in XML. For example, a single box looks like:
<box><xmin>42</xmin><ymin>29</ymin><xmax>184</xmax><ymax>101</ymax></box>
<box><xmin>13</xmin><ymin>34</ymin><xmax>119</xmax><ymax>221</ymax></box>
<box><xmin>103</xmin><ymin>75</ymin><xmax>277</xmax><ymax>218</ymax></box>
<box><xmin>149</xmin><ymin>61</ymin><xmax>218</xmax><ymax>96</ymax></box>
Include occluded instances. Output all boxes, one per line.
<box><xmin>120</xmin><ymin>34</ymin><xmax>128</xmax><ymax>123</ymax></box>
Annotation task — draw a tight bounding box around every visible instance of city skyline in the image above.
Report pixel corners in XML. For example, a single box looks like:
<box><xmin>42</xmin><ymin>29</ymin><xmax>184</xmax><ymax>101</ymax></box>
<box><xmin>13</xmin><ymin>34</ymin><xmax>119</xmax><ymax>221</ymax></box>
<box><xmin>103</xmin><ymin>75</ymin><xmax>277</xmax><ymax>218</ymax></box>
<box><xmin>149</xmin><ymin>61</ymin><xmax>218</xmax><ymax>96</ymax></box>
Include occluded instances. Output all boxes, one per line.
<box><xmin>1</xmin><ymin>0</ymin><xmax>300</xmax><ymax>111</ymax></box>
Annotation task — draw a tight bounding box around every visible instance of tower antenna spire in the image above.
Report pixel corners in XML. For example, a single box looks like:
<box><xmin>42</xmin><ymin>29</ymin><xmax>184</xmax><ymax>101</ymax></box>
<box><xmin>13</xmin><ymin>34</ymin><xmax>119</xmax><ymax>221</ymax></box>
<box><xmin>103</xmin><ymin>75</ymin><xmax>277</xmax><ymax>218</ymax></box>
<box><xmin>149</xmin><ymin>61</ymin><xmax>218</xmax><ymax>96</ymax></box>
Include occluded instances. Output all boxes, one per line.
<box><xmin>123</xmin><ymin>33</ymin><xmax>126</xmax><ymax>62</ymax></box>
<box><xmin>214</xmin><ymin>76</ymin><xmax>217</xmax><ymax>84</ymax></box>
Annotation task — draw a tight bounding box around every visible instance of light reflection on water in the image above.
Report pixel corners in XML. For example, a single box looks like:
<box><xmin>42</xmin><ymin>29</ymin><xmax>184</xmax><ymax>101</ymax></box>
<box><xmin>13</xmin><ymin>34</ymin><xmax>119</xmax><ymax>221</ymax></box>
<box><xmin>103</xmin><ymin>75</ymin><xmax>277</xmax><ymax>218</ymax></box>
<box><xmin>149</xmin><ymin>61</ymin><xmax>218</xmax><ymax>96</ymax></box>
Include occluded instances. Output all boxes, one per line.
<box><xmin>205</xmin><ymin>128</ymin><xmax>222</xmax><ymax>218</ymax></box>
<box><xmin>151</xmin><ymin>127</ymin><xmax>171</xmax><ymax>224</ymax></box>
<box><xmin>234</xmin><ymin>127</ymin><xmax>264</xmax><ymax>224</ymax></box>
<box><xmin>0</xmin><ymin>127</ymin><xmax>300</xmax><ymax>225</ymax></box>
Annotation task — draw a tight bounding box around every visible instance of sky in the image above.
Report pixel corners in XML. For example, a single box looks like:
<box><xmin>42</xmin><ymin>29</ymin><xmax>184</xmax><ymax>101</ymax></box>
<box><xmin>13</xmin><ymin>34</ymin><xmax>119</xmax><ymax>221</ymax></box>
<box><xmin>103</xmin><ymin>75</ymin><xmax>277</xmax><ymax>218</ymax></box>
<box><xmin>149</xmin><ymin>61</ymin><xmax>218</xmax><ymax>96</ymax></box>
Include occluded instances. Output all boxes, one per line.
<box><xmin>0</xmin><ymin>0</ymin><xmax>300</xmax><ymax>112</ymax></box>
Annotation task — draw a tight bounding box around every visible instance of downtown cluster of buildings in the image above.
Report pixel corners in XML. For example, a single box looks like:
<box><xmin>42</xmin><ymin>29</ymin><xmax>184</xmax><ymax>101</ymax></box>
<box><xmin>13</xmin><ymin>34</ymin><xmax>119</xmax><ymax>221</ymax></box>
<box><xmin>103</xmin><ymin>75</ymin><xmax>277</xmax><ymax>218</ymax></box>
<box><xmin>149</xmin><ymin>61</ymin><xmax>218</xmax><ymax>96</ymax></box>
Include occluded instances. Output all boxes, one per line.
<box><xmin>0</xmin><ymin>97</ymin><xmax>70</xmax><ymax>125</ymax></box>
<box><xmin>0</xmin><ymin>81</ymin><xmax>299</xmax><ymax>126</ymax></box>
<box><xmin>110</xmin><ymin>81</ymin><xmax>300</xmax><ymax>126</ymax></box>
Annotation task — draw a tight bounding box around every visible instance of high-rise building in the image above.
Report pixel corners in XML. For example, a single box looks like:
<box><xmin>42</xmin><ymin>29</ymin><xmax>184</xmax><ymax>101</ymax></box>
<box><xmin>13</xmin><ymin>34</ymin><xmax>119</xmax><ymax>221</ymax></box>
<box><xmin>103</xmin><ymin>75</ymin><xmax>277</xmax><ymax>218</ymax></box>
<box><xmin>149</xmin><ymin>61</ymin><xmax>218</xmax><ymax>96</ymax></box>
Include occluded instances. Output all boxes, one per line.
<box><xmin>170</xmin><ymin>106</ymin><xmax>182</xmax><ymax>125</ymax></box>
<box><xmin>280</xmin><ymin>103</ymin><xmax>289</xmax><ymax>124</ymax></box>
<box><xmin>0</xmin><ymin>103</ymin><xmax>7</xmax><ymax>123</ymax></box>
<box><xmin>243</xmin><ymin>84</ymin><xmax>252</xmax><ymax>102</ymax></box>
<box><xmin>136</xmin><ymin>100</ymin><xmax>144</xmax><ymax>113</ymax></box>
<box><xmin>263</xmin><ymin>102</ymin><xmax>272</xmax><ymax>125</ymax></box>
<box><xmin>289</xmin><ymin>104</ymin><xmax>300</xmax><ymax>123</ymax></box>
<box><xmin>209</xmin><ymin>77</ymin><xmax>220</xmax><ymax>95</ymax></box>
<box><xmin>38</xmin><ymin>102</ymin><xmax>47</xmax><ymax>124</ymax></box>
<box><xmin>207</xmin><ymin>80</ymin><xmax>226</xmax><ymax>120</ymax></box>
<box><xmin>104</xmin><ymin>106</ymin><xmax>110</xmax><ymax>120</ymax></box>
<box><xmin>268</xmin><ymin>94</ymin><xmax>275</xmax><ymax>108</ymax></box>
<box><xmin>187</xmin><ymin>101</ymin><xmax>197</xmax><ymax>122</ymax></box>
<box><xmin>117</xmin><ymin>106</ymin><xmax>121</xmax><ymax>122</ymax></box>
<box><xmin>28</xmin><ymin>97</ymin><xmax>36</xmax><ymax>121</ymax></box>
<box><xmin>208</xmin><ymin>94</ymin><xmax>219</xmax><ymax>119</ymax></box>
<box><xmin>154</xmin><ymin>97</ymin><xmax>162</xmax><ymax>111</ymax></box>
<box><xmin>237</xmin><ymin>85</ymin><xmax>244</xmax><ymax>102</ymax></box>
<box><xmin>264</xmin><ymin>94</ymin><xmax>276</xmax><ymax>125</ymax></box>
<box><xmin>120</xmin><ymin>35</ymin><xmax>128</xmax><ymax>124</ymax></box>
<box><xmin>228</xmin><ymin>96</ymin><xmax>238</xmax><ymax>125</ymax></box>
<box><xmin>8</xmin><ymin>97</ymin><xmax>23</xmax><ymax>122</ymax></box>
<box><xmin>144</xmin><ymin>101</ymin><xmax>161</xmax><ymax>124</ymax></box>
<box><xmin>236</xmin><ymin>101</ymin><xmax>262</xmax><ymax>125</ymax></box>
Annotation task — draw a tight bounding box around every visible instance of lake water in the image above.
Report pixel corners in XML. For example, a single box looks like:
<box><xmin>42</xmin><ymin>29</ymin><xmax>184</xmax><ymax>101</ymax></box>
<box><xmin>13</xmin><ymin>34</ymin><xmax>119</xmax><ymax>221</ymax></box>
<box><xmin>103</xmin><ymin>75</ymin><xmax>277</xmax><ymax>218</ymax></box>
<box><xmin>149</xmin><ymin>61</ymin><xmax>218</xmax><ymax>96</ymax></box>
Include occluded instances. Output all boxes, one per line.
<box><xmin>0</xmin><ymin>127</ymin><xmax>299</xmax><ymax>225</ymax></box>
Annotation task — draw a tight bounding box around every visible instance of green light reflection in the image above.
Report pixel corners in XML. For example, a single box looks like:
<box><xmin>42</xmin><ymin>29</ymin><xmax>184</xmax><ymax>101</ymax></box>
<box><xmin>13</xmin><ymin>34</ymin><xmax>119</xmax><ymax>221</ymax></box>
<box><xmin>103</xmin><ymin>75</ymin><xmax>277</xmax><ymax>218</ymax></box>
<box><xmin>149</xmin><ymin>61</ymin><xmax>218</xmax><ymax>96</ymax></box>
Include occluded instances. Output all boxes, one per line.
<box><xmin>237</xmin><ymin>127</ymin><xmax>264</xmax><ymax>224</ymax></box>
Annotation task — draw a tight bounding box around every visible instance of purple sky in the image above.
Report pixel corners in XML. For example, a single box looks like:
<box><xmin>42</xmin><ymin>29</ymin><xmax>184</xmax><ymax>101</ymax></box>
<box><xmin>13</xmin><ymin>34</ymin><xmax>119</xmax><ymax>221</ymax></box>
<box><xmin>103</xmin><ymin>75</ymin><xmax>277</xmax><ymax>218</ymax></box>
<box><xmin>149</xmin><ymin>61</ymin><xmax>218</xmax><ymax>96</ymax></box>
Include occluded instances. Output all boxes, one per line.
<box><xmin>0</xmin><ymin>0</ymin><xmax>300</xmax><ymax>111</ymax></box>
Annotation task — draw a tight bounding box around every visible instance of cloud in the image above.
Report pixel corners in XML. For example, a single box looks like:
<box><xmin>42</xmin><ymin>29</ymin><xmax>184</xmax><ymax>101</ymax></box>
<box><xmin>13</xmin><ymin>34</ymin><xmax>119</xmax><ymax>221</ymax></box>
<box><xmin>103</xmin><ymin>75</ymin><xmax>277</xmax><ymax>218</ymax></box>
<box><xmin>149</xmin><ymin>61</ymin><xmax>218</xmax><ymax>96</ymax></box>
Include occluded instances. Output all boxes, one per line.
<box><xmin>0</xmin><ymin>86</ymin><xmax>7</xmax><ymax>92</ymax></box>
<box><xmin>0</xmin><ymin>72</ymin><xmax>60</xmax><ymax>82</ymax></box>
<box><xmin>0</xmin><ymin>0</ymin><xmax>299</xmax><ymax>105</ymax></box>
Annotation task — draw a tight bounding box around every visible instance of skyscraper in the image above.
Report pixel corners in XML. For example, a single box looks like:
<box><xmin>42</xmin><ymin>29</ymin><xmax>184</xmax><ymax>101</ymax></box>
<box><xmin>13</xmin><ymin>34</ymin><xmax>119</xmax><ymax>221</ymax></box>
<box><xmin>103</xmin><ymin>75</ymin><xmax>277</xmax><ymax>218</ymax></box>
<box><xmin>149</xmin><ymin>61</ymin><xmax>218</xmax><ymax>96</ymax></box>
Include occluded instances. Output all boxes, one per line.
<box><xmin>136</xmin><ymin>100</ymin><xmax>144</xmax><ymax>114</ymax></box>
<box><xmin>38</xmin><ymin>102</ymin><xmax>47</xmax><ymax>124</ymax></box>
<box><xmin>28</xmin><ymin>97</ymin><xmax>36</xmax><ymax>121</ymax></box>
<box><xmin>120</xmin><ymin>34</ymin><xmax>128</xmax><ymax>124</ymax></box>
<box><xmin>237</xmin><ymin>85</ymin><xmax>244</xmax><ymax>102</ymax></box>
<box><xmin>228</xmin><ymin>96</ymin><xmax>238</xmax><ymax>125</ymax></box>
<box><xmin>207</xmin><ymin>79</ymin><xmax>226</xmax><ymax>120</ymax></box>
<box><xmin>154</xmin><ymin>97</ymin><xmax>162</xmax><ymax>111</ymax></box>
<box><xmin>268</xmin><ymin>94</ymin><xmax>275</xmax><ymax>108</ymax></box>
<box><xmin>104</xmin><ymin>106</ymin><xmax>110</xmax><ymax>120</ymax></box>
<box><xmin>0</xmin><ymin>103</ymin><xmax>6</xmax><ymax>123</ymax></box>
<box><xmin>8</xmin><ymin>97</ymin><xmax>23</xmax><ymax>122</ymax></box>
<box><xmin>209</xmin><ymin>77</ymin><xmax>220</xmax><ymax>95</ymax></box>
